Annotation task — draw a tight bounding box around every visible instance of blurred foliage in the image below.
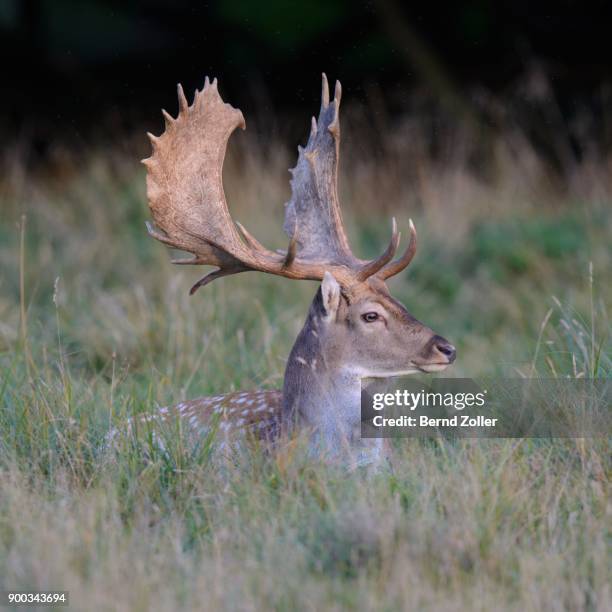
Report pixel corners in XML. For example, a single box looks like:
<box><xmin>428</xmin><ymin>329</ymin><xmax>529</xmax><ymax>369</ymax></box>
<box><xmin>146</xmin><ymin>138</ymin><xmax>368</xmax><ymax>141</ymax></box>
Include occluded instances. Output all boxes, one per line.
<box><xmin>217</xmin><ymin>0</ymin><xmax>349</xmax><ymax>50</ymax></box>
<box><xmin>469</xmin><ymin>216</ymin><xmax>586</xmax><ymax>277</ymax></box>
<box><xmin>3</xmin><ymin>0</ymin><xmax>612</xmax><ymax>153</ymax></box>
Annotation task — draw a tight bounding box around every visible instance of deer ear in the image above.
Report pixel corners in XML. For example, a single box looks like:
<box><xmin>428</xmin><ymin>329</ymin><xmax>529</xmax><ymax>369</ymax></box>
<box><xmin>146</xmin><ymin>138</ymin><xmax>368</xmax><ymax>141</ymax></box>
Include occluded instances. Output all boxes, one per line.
<box><xmin>321</xmin><ymin>271</ymin><xmax>341</xmax><ymax>319</ymax></box>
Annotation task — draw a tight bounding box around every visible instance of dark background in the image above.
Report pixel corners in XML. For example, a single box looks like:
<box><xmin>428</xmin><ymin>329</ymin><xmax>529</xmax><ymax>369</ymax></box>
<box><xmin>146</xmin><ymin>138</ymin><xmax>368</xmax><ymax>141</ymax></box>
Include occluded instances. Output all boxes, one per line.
<box><xmin>3</xmin><ymin>0</ymin><xmax>612</xmax><ymax>157</ymax></box>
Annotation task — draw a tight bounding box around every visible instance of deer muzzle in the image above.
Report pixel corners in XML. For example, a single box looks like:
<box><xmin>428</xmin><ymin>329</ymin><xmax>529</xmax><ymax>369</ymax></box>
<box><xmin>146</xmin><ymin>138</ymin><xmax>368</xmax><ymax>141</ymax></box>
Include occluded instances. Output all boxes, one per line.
<box><xmin>413</xmin><ymin>334</ymin><xmax>456</xmax><ymax>372</ymax></box>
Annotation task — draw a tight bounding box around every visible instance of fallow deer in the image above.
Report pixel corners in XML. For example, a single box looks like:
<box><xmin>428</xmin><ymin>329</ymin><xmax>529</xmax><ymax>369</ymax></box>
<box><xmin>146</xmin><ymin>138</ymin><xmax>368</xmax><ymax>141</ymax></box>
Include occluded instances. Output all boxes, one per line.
<box><xmin>138</xmin><ymin>75</ymin><xmax>456</xmax><ymax>464</ymax></box>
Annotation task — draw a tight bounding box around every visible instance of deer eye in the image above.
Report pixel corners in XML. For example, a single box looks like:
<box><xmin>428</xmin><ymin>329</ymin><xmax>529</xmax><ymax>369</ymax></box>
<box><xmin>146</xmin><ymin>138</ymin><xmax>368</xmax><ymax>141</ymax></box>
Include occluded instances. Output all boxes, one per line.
<box><xmin>361</xmin><ymin>312</ymin><xmax>380</xmax><ymax>323</ymax></box>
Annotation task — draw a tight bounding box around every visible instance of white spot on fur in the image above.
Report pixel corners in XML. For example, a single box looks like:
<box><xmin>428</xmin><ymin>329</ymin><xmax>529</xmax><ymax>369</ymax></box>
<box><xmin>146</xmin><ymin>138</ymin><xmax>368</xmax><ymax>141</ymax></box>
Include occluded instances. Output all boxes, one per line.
<box><xmin>295</xmin><ymin>357</ymin><xmax>307</xmax><ymax>365</ymax></box>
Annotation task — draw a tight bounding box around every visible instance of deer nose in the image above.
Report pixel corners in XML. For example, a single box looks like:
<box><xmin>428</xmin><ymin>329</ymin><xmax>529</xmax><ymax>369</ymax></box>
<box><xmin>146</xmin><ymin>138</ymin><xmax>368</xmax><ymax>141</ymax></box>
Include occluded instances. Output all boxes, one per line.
<box><xmin>432</xmin><ymin>336</ymin><xmax>456</xmax><ymax>363</ymax></box>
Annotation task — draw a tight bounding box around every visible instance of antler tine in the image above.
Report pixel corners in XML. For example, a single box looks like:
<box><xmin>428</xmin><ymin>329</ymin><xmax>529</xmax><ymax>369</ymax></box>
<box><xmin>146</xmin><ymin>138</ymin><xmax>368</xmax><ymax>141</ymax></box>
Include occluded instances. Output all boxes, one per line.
<box><xmin>334</xmin><ymin>79</ymin><xmax>342</xmax><ymax>105</ymax></box>
<box><xmin>172</xmin><ymin>255</ymin><xmax>204</xmax><ymax>265</ymax></box>
<box><xmin>377</xmin><ymin>219</ymin><xmax>418</xmax><ymax>280</ymax></box>
<box><xmin>321</xmin><ymin>72</ymin><xmax>330</xmax><ymax>108</ymax></box>
<box><xmin>283</xmin><ymin>220</ymin><xmax>298</xmax><ymax>268</ymax></box>
<box><xmin>310</xmin><ymin>116</ymin><xmax>317</xmax><ymax>138</ymax></box>
<box><xmin>145</xmin><ymin>221</ymin><xmax>180</xmax><ymax>248</ymax></box>
<box><xmin>161</xmin><ymin>109</ymin><xmax>174</xmax><ymax>127</ymax></box>
<box><xmin>356</xmin><ymin>218</ymin><xmax>400</xmax><ymax>281</ymax></box>
<box><xmin>190</xmin><ymin>268</ymin><xmax>245</xmax><ymax>295</ymax></box>
<box><xmin>235</xmin><ymin>221</ymin><xmax>274</xmax><ymax>255</ymax></box>
<box><xmin>177</xmin><ymin>83</ymin><xmax>189</xmax><ymax>112</ymax></box>
<box><xmin>328</xmin><ymin>80</ymin><xmax>341</xmax><ymax>139</ymax></box>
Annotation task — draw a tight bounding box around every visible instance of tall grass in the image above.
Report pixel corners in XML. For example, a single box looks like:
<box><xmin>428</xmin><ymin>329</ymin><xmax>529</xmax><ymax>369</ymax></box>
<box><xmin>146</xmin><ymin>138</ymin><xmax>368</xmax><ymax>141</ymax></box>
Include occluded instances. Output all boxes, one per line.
<box><xmin>0</xmin><ymin>105</ymin><xmax>610</xmax><ymax>610</ymax></box>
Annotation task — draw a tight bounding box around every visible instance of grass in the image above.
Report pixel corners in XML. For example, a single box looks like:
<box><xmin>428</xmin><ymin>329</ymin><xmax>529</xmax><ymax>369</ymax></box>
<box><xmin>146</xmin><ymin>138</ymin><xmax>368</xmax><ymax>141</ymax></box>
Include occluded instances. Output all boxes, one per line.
<box><xmin>0</xmin><ymin>111</ymin><xmax>610</xmax><ymax>610</ymax></box>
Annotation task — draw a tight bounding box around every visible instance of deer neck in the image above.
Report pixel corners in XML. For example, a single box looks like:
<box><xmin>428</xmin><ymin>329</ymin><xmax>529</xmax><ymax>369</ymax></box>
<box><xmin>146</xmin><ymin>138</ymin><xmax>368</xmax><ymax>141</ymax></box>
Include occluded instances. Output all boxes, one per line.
<box><xmin>281</xmin><ymin>290</ymin><xmax>382</xmax><ymax>463</ymax></box>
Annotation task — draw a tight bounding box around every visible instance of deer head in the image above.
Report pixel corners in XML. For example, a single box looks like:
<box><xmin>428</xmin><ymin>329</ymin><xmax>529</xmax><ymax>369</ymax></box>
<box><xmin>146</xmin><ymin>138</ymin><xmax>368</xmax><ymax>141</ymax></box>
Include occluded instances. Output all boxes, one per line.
<box><xmin>313</xmin><ymin>271</ymin><xmax>455</xmax><ymax>378</ymax></box>
<box><xmin>143</xmin><ymin>75</ymin><xmax>455</xmax><ymax>445</ymax></box>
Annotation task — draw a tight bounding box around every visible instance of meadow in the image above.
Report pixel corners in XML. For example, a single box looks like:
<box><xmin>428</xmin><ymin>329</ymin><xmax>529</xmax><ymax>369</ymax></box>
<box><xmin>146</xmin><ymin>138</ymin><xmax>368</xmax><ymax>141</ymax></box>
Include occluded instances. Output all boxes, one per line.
<box><xmin>0</xmin><ymin>102</ymin><xmax>610</xmax><ymax>610</ymax></box>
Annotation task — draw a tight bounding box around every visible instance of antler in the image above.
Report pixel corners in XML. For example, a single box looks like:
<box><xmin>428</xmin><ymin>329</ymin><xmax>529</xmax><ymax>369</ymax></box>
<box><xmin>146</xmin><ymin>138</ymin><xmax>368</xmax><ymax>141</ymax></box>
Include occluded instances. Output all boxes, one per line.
<box><xmin>143</xmin><ymin>75</ymin><xmax>416</xmax><ymax>294</ymax></box>
<box><xmin>283</xmin><ymin>75</ymin><xmax>354</xmax><ymax>267</ymax></box>
<box><xmin>376</xmin><ymin>218</ymin><xmax>418</xmax><ymax>280</ymax></box>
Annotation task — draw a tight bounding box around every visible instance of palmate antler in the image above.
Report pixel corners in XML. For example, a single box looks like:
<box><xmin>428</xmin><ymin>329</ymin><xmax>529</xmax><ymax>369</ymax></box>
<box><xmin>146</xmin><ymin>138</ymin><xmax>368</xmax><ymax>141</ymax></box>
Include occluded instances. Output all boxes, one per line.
<box><xmin>143</xmin><ymin>75</ymin><xmax>416</xmax><ymax>294</ymax></box>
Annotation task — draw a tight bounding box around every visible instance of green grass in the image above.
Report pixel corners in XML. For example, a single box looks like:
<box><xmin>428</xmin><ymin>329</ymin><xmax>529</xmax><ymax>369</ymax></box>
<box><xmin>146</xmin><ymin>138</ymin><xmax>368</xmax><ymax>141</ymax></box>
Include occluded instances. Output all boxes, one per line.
<box><xmin>0</xmin><ymin>125</ymin><xmax>610</xmax><ymax>610</ymax></box>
